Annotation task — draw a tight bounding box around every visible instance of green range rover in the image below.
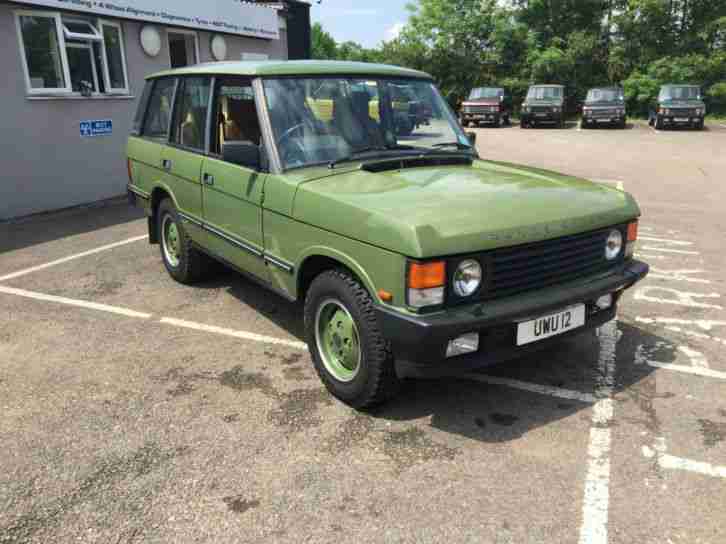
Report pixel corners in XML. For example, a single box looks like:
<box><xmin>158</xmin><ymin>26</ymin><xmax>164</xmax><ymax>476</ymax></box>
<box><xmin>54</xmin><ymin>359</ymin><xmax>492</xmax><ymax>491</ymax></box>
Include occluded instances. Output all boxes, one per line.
<box><xmin>127</xmin><ymin>61</ymin><xmax>648</xmax><ymax>408</ymax></box>
<box><xmin>650</xmin><ymin>84</ymin><xmax>706</xmax><ymax>130</ymax></box>
<box><xmin>520</xmin><ymin>84</ymin><xmax>565</xmax><ymax>128</ymax></box>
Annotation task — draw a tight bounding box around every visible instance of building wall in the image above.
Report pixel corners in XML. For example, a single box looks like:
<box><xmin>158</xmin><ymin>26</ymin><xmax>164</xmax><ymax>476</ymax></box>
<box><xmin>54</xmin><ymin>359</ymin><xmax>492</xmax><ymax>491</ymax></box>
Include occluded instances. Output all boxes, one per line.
<box><xmin>0</xmin><ymin>2</ymin><xmax>287</xmax><ymax>220</ymax></box>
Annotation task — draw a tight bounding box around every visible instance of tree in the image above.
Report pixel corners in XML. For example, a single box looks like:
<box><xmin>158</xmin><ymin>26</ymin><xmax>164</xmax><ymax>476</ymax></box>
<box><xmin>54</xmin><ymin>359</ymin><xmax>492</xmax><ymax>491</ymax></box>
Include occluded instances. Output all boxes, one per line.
<box><xmin>311</xmin><ymin>22</ymin><xmax>337</xmax><ymax>59</ymax></box>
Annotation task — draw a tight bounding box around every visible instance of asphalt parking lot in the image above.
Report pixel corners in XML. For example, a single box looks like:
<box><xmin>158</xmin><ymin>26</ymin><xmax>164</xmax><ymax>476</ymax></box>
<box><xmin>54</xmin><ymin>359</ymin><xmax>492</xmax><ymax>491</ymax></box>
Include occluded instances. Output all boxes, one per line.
<box><xmin>1</xmin><ymin>120</ymin><xmax>725</xmax><ymax>544</ymax></box>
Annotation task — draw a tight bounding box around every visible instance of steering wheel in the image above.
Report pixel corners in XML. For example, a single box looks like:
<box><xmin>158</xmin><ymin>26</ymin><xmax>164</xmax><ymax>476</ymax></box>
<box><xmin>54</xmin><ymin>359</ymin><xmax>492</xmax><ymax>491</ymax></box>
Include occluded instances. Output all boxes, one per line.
<box><xmin>277</xmin><ymin>122</ymin><xmax>307</xmax><ymax>166</ymax></box>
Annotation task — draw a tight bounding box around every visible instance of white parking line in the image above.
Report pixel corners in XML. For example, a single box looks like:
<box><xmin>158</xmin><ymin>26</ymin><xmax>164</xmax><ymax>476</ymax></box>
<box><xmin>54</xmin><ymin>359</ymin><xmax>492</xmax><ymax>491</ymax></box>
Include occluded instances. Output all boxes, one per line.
<box><xmin>658</xmin><ymin>454</ymin><xmax>726</xmax><ymax>478</ymax></box>
<box><xmin>0</xmin><ymin>285</ymin><xmax>152</xmax><ymax>319</ymax></box>
<box><xmin>638</xmin><ymin>236</ymin><xmax>693</xmax><ymax>246</ymax></box>
<box><xmin>463</xmin><ymin>374</ymin><xmax>596</xmax><ymax>403</ymax></box>
<box><xmin>643</xmin><ymin>441</ymin><xmax>726</xmax><ymax>479</ymax></box>
<box><xmin>0</xmin><ymin>235</ymin><xmax>148</xmax><ymax>283</ymax></box>
<box><xmin>640</xmin><ymin>360</ymin><xmax>726</xmax><ymax>380</ymax></box>
<box><xmin>640</xmin><ymin>246</ymin><xmax>700</xmax><ymax>255</ymax></box>
<box><xmin>578</xmin><ymin>320</ymin><xmax>619</xmax><ymax>544</ymax></box>
<box><xmin>159</xmin><ymin>317</ymin><xmax>307</xmax><ymax>350</ymax></box>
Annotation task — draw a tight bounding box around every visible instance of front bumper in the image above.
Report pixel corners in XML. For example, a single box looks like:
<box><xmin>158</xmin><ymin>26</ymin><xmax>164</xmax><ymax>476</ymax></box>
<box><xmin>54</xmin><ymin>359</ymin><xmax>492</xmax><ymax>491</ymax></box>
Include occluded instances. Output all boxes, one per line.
<box><xmin>659</xmin><ymin>114</ymin><xmax>703</xmax><ymax>125</ymax></box>
<box><xmin>376</xmin><ymin>259</ymin><xmax>648</xmax><ymax>377</ymax></box>
<box><xmin>461</xmin><ymin>112</ymin><xmax>501</xmax><ymax>124</ymax></box>
<box><xmin>584</xmin><ymin>114</ymin><xmax>626</xmax><ymax>125</ymax></box>
<box><xmin>522</xmin><ymin>111</ymin><xmax>562</xmax><ymax>124</ymax></box>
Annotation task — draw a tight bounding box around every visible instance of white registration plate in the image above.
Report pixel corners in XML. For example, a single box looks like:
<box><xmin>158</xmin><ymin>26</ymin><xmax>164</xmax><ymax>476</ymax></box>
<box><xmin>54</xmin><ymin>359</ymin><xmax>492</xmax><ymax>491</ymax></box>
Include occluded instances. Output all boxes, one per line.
<box><xmin>516</xmin><ymin>304</ymin><xmax>585</xmax><ymax>346</ymax></box>
<box><xmin>674</xmin><ymin>117</ymin><xmax>689</xmax><ymax>122</ymax></box>
<box><xmin>596</xmin><ymin>118</ymin><xmax>611</xmax><ymax>123</ymax></box>
<box><xmin>536</xmin><ymin>113</ymin><xmax>548</xmax><ymax>117</ymax></box>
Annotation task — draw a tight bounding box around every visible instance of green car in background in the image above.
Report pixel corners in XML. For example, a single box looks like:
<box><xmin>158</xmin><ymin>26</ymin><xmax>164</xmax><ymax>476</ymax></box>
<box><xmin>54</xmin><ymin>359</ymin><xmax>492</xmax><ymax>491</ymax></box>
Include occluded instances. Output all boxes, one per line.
<box><xmin>521</xmin><ymin>84</ymin><xmax>565</xmax><ymax>128</ymax></box>
<box><xmin>650</xmin><ymin>84</ymin><xmax>706</xmax><ymax>130</ymax></box>
<box><xmin>127</xmin><ymin>61</ymin><xmax>648</xmax><ymax>408</ymax></box>
<box><xmin>581</xmin><ymin>87</ymin><xmax>627</xmax><ymax>129</ymax></box>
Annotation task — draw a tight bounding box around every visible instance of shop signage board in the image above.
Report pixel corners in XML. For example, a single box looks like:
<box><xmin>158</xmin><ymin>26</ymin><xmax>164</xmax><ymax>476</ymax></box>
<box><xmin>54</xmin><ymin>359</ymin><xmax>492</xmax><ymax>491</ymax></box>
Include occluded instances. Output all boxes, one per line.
<box><xmin>80</xmin><ymin>119</ymin><xmax>113</xmax><ymax>137</ymax></box>
<box><xmin>12</xmin><ymin>0</ymin><xmax>280</xmax><ymax>40</ymax></box>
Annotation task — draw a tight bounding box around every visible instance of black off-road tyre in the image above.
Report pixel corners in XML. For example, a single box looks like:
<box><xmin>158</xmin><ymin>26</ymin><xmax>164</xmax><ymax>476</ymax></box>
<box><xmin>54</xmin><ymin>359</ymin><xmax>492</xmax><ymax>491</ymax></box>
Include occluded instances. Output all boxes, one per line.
<box><xmin>304</xmin><ymin>269</ymin><xmax>400</xmax><ymax>409</ymax></box>
<box><xmin>157</xmin><ymin>198</ymin><xmax>210</xmax><ymax>284</ymax></box>
<box><xmin>655</xmin><ymin>116</ymin><xmax>664</xmax><ymax>130</ymax></box>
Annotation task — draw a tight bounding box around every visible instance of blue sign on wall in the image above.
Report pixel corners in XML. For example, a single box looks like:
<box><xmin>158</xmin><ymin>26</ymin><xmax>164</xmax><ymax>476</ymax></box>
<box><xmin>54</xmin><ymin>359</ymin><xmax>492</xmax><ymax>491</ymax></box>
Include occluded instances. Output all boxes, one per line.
<box><xmin>80</xmin><ymin>119</ymin><xmax>113</xmax><ymax>137</ymax></box>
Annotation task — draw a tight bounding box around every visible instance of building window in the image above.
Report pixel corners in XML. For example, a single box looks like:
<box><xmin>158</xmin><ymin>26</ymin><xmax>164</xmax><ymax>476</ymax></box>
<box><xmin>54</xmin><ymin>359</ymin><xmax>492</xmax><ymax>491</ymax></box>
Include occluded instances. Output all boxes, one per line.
<box><xmin>100</xmin><ymin>21</ymin><xmax>129</xmax><ymax>93</ymax></box>
<box><xmin>15</xmin><ymin>12</ymin><xmax>69</xmax><ymax>93</ymax></box>
<box><xmin>14</xmin><ymin>10</ymin><xmax>129</xmax><ymax>96</ymax></box>
<box><xmin>168</xmin><ymin>30</ymin><xmax>199</xmax><ymax>68</ymax></box>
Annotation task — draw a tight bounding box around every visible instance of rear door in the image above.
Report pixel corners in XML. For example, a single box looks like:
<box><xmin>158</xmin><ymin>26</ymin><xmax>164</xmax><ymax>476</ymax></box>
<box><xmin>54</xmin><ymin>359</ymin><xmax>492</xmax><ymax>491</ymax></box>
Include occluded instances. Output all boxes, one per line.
<box><xmin>200</xmin><ymin>76</ymin><xmax>268</xmax><ymax>281</ymax></box>
<box><xmin>164</xmin><ymin>75</ymin><xmax>213</xmax><ymax>243</ymax></box>
<box><xmin>129</xmin><ymin>76</ymin><xmax>177</xmax><ymax>202</ymax></box>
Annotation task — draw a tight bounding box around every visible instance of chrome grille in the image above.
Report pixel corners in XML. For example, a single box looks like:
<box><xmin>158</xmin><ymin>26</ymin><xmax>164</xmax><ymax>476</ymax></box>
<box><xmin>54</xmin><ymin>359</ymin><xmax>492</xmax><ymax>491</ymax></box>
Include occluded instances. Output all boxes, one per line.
<box><xmin>670</xmin><ymin>107</ymin><xmax>697</xmax><ymax>116</ymax></box>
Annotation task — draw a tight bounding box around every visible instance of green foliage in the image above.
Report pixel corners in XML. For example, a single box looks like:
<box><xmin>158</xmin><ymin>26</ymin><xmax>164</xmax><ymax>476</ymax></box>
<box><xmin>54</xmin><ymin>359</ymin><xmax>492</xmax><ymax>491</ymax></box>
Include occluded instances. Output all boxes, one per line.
<box><xmin>313</xmin><ymin>0</ymin><xmax>726</xmax><ymax>116</ymax></box>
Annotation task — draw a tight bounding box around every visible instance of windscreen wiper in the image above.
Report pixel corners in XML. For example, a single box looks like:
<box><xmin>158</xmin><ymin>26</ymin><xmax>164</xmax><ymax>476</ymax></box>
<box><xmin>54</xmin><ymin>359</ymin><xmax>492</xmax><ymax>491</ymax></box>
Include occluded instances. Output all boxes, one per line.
<box><xmin>329</xmin><ymin>144</ymin><xmax>416</xmax><ymax>169</ymax></box>
<box><xmin>429</xmin><ymin>142</ymin><xmax>473</xmax><ymax>150</ymax></box>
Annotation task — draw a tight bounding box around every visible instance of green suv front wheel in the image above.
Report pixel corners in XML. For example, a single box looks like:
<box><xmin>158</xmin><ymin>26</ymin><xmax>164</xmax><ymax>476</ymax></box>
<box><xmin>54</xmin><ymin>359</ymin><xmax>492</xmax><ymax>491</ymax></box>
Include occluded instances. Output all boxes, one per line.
<box><xmin>304</xmin><ymin>269</ymin><xmax>400</xmax><ymax>408</ymax></box>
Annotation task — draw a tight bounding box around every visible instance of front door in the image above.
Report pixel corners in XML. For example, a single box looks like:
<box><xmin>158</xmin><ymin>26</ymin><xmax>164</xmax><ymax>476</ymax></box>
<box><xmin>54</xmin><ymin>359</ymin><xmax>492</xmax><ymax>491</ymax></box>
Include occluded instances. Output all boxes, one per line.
<box><xmin>201</xmin><ymin>77</ymin><xmax>268</xmax><ymax>281</ymax></box>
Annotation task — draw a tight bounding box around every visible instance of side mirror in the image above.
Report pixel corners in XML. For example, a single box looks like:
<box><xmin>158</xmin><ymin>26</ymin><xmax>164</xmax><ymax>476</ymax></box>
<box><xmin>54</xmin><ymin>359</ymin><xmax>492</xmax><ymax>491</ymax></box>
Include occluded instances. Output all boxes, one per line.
<box><xmin>466</xmin><ymin>131</ymin><xmax>477</xmax><ymax>145</ymax></box>
<box><xmin>222</xmin><ymin>141</ymin><xmax>260</xmax><ymax>170</ymax></box>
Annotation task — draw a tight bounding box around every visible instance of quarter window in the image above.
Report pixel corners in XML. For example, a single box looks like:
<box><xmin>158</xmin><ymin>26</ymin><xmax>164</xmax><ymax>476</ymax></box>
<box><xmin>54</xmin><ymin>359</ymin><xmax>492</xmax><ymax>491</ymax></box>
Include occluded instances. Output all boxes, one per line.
<box><xmin>142</xmin><ymin>78</ymin><xmax>177</xmax><ymax>141</ymax></box>
<box><xmin>171</xmin><ymin>77</ymin><xmax>212</xmax><ymax>151</ymax></box>
<box><xmin>15</xmin><ymin>10</ymin><xmax>129</xmax><ymax>96</ymax></box>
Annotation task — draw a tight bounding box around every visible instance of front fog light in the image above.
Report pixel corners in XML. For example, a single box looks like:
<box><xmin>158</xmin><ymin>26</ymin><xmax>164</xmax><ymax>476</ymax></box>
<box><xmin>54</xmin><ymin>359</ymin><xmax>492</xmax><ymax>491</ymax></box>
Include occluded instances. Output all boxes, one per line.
<box><xmin>596</xmin><ymin>294</ymin><xmax>613</xmax><ymax>310</ymax></box>
<box><xmin>446</xmin><ymin>332</ymin><xmax>479</xmax><ymax>358</ymax></box>
<box><xmin>605</xmin><ymin>229</ymin><xmax>623</xmax><ymax>260</ymax></box>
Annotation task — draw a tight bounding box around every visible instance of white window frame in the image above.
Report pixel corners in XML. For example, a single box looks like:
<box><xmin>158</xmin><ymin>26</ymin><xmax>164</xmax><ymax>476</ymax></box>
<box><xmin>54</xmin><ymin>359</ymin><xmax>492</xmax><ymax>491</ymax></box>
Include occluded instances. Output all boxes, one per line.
<box><xmin>62</xmin><ymin>19</ymin><xmax>102</xmax><ymax>42</ymax></box>
<box><xmin>99</xmin><ymin>19</ymin><xmax>129</xmax><ymax>95</ymax></box>
<box><xmin>167</xmin><ymin>28</ymin><xmax>200</xmax><ymax>68</ymax></box>
<box><xmin>14</xmin><ymin>10</ymin><xmax>72</xmax><ymax>95</ymax></box>
<box><xmin>65</xmin><ymin>41</ymin><xmax>100</xmax><ymax>94</ymax></box>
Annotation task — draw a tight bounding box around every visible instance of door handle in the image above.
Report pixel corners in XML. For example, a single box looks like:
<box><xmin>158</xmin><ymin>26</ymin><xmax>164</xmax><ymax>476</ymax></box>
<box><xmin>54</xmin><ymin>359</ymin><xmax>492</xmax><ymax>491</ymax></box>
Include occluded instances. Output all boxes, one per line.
<box><xmin>203</xmin><ymin>173</ymin><xmax>214</xmax><ymax>186</ymax></box>
<box><xmin>162</xmin><ymin>159</ymin><xmax>172</xmax><ymax>171</ymax></box>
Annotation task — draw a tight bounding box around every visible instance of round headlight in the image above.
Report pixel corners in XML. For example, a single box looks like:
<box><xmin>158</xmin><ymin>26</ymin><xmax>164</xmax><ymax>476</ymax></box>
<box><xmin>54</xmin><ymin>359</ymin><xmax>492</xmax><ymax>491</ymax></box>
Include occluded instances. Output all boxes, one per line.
<box><xmin>605</xmin><ymin>229</ymin><xmax>623</xmax><ymax>260</ymax></box>
<box><xmin>453</xmin><ymin>259</ymin><xmax>482</xmax><ymax>297</ymax></box>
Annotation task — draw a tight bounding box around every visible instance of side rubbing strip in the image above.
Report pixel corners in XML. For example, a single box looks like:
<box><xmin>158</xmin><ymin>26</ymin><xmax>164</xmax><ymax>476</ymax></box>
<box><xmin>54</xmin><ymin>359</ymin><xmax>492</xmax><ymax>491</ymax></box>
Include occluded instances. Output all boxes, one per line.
<box><xmin>127</xmin><ymin>185</ymin><xmax>150</xmax><ymax>199</ymax></box>
<box><xmin>175</xmin><ymin>211</ymin><xmax>290</xmax><ymax>271</ymax></box>
<box><xmin>263</xmin><ymin>253</ymin><xmax>294</xmax><ymax>274</ymax></box>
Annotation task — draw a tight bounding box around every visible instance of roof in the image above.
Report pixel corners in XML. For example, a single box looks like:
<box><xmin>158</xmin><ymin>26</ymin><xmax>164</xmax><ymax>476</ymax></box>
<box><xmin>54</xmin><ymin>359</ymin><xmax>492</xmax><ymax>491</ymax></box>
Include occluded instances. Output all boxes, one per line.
<box><xmin>147</xmin><ymin>60</ymin><xmax>433</xmax><ymax>80</ymax></box>
<box><xmin>530</xmin><ymin>84</ymin><xmax>564</xmax><ymax>87</ymax></box>
<box><xmin>661</xmin><ymin>83</ymin><xmax>700</xmax><ymax>87</ymax></box>
<box><xmin>588</xmin><ymin>86</ymin><xmax>623</xmax><ymax>90</ymax></box>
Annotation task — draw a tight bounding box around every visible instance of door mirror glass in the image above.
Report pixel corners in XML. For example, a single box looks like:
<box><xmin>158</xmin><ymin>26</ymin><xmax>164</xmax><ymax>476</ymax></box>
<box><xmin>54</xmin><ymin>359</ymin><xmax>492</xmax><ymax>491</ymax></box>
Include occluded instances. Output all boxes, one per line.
<box><xmin>222</xmin><ymin>141</ymin><xmax>260</xmax><ymax>170</ymax></box>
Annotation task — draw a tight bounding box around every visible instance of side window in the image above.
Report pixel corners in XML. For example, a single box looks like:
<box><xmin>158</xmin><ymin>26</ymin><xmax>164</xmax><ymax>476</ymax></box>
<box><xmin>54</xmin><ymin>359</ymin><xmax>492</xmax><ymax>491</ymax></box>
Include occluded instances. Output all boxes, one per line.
<box><xmin>142</xmin><ymin>77</ymin><xmax>176</xmax><ymax>141</ymax></box>
<box><xmin>211</xmin><ymin>77</ymin><xmax>262</xmax><ymax>157</ymax></box>
<box><xmin>131</xmin><ymin>80</ymin><xmax>153</xmax><ymax>135</ymax></box>
<box><xmin>171</xmin><ymin>76</ymin><xmax>212</xmax><ymax>151</ymax></box>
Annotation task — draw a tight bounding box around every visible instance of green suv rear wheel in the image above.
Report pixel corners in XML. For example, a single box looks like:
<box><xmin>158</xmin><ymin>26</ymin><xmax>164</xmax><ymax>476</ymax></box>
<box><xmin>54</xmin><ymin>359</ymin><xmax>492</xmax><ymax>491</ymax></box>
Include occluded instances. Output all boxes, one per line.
<box><xmin>304</xmin><ymin>269</ymin><xmax>399</xmax><ymax>408</ymax></box>
<box><xmin>157</xmin><ymin>198</ymin><xmax>210</xmax><ymax>284</ymax></box>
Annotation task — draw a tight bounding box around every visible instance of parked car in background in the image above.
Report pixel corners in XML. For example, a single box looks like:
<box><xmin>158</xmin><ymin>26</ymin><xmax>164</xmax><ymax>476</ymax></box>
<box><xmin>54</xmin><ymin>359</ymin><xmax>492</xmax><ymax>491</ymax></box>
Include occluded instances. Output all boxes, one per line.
<box><xmin>459</xmin><ymin>87</ymin><xmax>511</xmax><ymax>127</ymax></box>
<box><xmin>521</xmin><ymin>85</ymin><xmax>565</xmax><ymax>128</ymax></box>
<box><xmin>127</xmin><ymin>61</ymin><xmax>648</xmax><ymax>408</ymax></box>
<box><xmin>581</xmin><ymin>87</ymin><xmax>627</xmax><ymax>129</ymax></box>
<box><xmin>650</xmin><ymin>84</ymin><xmax>705</xmax><ymax>130</ymax></box>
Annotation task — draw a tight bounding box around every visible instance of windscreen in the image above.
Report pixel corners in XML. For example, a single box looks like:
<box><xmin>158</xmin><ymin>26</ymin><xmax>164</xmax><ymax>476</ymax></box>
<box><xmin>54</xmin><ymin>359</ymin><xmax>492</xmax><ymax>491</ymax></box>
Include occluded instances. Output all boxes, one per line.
<box><xmin>586</xmin><ymin>89</ymin><xmax>623</xmax><ymax>102</ymax></box>
<box><xmin>263</xmin><ymin>77</ymin><xmax>470</xmax><ymax>170</ymax></box>
<box><xmin>527</xmin><ymin>87</ymin><xmax>563</xmax><ymax>100</ymax></box>
<box><xmin>468</xmin><ymin>87</ymin><xmax>503</xmax><ymax>100</ymax></box>
<box><xmin>659</xmin><ymin>86</ymin><xmax>701</xmax><ymax>101</ymax></box>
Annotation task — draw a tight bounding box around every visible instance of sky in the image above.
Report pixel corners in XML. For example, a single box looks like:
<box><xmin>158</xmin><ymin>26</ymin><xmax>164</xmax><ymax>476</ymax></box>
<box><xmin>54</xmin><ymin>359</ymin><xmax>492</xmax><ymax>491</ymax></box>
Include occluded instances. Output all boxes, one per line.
<box><xmin>309</xmin><ymin>0</ymin><xmax>412</xmax><ymax>49</ymax></box>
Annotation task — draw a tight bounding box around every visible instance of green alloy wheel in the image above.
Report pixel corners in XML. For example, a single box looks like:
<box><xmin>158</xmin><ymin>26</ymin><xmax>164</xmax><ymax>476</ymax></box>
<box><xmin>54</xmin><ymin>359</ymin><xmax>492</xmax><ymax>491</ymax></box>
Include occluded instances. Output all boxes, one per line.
<box><xmin>315</xmin><ymin>298</ymin><xmax>361</xmax><ymax>382</ymax></box>
<box><xmin>162</xmin><ymin>215</ymin><xmax>181</xmax><ymax>268</ymax></box>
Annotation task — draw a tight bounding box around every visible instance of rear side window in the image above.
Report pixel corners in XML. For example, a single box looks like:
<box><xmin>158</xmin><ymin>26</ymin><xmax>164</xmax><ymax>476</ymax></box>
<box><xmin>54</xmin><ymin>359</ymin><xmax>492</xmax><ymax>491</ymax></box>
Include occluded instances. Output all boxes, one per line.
<box><xmin>142</xmin><ymin>77</ymin><xmax>177</xmax><ymax>141</ymax></box>
<box><xmin>171</xmin><ymin>76</ymin><xmax>212</xmax><ymax>151</ymax></box>
<box><xmin>132</xmin><ymin>80</ymin><xmax>154</xmax><ymax>135</ymax></box>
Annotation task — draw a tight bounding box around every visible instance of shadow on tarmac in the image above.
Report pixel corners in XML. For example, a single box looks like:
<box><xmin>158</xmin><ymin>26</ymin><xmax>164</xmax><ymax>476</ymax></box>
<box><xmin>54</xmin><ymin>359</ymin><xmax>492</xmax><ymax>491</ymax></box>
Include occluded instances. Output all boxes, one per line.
<box><xmin>0</xmin><ymin>198</ymin><xmax>144</xmax><ymax>254</ymax></box>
